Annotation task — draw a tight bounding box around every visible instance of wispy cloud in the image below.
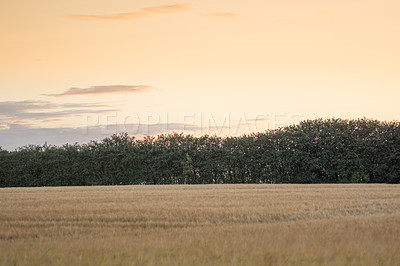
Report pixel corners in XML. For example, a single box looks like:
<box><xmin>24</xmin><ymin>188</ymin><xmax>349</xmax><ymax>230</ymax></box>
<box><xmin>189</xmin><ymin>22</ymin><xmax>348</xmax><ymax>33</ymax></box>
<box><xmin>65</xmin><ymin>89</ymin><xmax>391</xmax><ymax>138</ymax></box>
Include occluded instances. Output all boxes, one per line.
<box><xmin>14</xmin><ymin>109</ymin><xmax>119</xmax><ymax>120</ymax></box>
<box><xmin>68</xmin><ymin>4</ymin><xmax>190</xmax><ymax>21</ymax></box>
<box><xmin>206</xmin><ymin>12</ymin><xmax>236</xmax><ymax>18</ymax></box>
<box><xmin>43</xmin><ymin>85</ymin><xmax>152</xmax><ymax>97</ymax></box>
<box><xmin>0</xmin><ymin>100</ymin><xmax>117</xmax><ymax>124</ymax></box>
<box><xmin>0</xmin><ymin>100</ymin><xmax>56</xmax><ymax>114</ymax></box>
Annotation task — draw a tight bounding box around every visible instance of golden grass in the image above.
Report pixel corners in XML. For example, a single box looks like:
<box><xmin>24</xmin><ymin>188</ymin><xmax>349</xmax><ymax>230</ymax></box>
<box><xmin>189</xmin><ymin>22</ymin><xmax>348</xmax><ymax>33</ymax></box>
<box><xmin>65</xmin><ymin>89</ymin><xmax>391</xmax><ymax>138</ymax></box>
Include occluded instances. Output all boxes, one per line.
<box><xmin>1</xmin><ymin>184</ymin><xmax>399</xmax><ymax>265</ymax></box>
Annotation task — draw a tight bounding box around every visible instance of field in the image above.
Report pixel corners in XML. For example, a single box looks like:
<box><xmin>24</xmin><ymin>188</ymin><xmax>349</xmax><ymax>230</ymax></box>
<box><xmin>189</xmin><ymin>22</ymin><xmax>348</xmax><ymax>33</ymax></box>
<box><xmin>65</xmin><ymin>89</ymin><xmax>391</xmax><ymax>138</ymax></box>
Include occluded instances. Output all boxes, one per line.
<box><xmin>1</xmin><ymin>184</ymin><xmax>400</xmax><ymax>265</ymax></box>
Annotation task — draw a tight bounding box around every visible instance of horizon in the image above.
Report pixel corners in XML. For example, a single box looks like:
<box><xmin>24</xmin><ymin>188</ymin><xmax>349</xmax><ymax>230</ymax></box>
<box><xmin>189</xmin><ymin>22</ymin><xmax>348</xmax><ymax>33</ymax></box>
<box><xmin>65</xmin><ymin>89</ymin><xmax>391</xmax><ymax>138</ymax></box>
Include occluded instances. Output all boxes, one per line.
<box><xmin>1</xmin><ymin>117</ymin><xmax>398</xmax><ymax>151</ymax></box>
<box><xmin>1</xmin><ymin>0</ymin><xmax>399</xmax><ymax>150</ymax></box>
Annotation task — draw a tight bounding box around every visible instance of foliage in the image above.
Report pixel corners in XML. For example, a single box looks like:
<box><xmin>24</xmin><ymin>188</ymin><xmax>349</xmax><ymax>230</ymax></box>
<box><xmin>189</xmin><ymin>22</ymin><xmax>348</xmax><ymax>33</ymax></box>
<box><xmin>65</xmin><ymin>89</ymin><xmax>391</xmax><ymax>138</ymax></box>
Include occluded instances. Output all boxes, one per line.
<box><xmin>1</xmin><ymin>118</ymin><xmax>399</xmax><ymax>187</ymax></box>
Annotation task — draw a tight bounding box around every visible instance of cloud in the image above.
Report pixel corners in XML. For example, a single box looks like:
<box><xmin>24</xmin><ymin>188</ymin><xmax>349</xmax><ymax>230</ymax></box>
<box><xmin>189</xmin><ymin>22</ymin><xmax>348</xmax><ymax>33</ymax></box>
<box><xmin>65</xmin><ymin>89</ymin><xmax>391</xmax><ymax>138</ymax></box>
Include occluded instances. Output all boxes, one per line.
<box><xmin>0</xmin><ymin>100</ymin><xmax>117</xmax><ymax>124</ymax></box>
<box><xmin>68</xmin><ymin>4</ymin><xmax>190</xmax><ymax>21</ymax></box>
<box><xmin>206</xmin><ymin>12</ymin><xmax>236</xmax><ymax>18</ymax></box>
<box><xmin>43</xmin><ymin>85</ymin><xmax>151</xmax><ymax>97</ymax></box>
<box><xmin>0</xmin><ymin>100</ymin><xmax>111</xmax><ymax>115</ymax></box>
<box><xmin>14</xmin><ymin>109</ymin><xmax>119</xmax><ymax>120</ymax></box>
<box><xmin>0</xmin><ymin>100</ymin><xmax>56</xmax><ymax>115</ymax></box>
<box><xmin>60</xmin><ymin>103</ymin><xmax>110</xmax><ymax>108</ymax></box>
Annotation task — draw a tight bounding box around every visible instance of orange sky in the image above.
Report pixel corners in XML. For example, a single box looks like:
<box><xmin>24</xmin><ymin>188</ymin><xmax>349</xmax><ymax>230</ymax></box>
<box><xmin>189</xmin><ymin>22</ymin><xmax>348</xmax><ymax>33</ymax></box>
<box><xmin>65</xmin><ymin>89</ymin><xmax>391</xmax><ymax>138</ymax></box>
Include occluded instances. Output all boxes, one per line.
<box><xmin>0</xmin><ymin>0</ymin><xmax>399</xmax><ymax>148</ymax></box>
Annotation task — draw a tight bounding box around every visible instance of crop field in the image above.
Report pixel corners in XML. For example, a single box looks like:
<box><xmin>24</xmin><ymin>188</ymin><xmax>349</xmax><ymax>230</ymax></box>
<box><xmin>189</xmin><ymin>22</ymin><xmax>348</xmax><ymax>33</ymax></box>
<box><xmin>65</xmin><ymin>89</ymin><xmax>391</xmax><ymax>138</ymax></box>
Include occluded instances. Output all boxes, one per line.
<box><xmin>1</xmin><ymin>184</ymin><xmax>400</xmax><ymax>265</ymax></box>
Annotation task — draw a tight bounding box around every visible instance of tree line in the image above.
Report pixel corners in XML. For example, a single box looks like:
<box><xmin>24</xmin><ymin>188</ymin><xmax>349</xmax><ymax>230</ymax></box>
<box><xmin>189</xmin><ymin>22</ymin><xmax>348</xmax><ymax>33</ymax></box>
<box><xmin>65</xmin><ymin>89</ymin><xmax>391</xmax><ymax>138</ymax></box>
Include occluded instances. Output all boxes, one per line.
<box><xmin>0</xmin><ymin>118</ymin><xmax>399</xmax><ymax>187</ymax></box>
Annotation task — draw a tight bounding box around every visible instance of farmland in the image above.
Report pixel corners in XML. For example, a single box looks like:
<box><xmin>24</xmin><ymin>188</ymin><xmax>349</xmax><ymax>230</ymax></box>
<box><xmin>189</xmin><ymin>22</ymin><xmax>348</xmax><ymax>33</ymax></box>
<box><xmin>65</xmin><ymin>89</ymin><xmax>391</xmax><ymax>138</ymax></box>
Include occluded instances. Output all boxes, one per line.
<box><xmin>1</xmin><ymin>184</ymin><xmax>400</xmax><ymax>265</ymax></box>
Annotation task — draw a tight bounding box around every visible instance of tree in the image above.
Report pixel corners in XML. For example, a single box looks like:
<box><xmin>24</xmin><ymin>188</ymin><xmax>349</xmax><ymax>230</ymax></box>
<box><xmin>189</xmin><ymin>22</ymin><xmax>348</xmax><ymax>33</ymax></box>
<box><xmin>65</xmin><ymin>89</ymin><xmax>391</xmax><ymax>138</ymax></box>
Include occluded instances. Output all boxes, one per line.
<box><xmin>1</xmin><ymin>118</ymin><xmax>399</xmax><ymax>187</ymax></box>
<box><xmin>181</xmin><ymin>153</ymin><xmax>194</xmax><ymax>184</ymax></box>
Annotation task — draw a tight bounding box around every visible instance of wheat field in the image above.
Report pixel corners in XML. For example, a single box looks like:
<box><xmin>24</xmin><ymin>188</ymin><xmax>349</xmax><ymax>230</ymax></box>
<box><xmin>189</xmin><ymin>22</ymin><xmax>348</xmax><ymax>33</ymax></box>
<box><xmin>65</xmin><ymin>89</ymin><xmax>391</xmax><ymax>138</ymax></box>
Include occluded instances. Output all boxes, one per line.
<box><xmin>0</xmin><ymin>184</ymin><xmax>399</xmax><ymax>265</ymax></box>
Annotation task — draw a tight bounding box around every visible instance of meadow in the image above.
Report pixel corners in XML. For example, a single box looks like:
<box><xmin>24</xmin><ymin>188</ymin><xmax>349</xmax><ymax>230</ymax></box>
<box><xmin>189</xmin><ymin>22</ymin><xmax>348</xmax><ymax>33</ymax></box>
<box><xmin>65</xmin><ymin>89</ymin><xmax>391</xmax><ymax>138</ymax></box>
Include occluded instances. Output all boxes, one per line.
<box><xmin>1</xmin><ymin>184</ymin><xmax>399</xmax><ymax>265</ymax></box>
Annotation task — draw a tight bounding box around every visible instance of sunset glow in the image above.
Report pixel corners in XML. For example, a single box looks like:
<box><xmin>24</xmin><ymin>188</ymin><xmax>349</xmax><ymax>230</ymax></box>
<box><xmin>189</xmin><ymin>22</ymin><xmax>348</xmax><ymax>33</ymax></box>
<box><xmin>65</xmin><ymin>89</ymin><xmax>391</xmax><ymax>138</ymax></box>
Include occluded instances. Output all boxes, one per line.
<box><xmin>1</xmin><ymin>0</ymin><xmax>399</xmax><ymax>149</ymax></box>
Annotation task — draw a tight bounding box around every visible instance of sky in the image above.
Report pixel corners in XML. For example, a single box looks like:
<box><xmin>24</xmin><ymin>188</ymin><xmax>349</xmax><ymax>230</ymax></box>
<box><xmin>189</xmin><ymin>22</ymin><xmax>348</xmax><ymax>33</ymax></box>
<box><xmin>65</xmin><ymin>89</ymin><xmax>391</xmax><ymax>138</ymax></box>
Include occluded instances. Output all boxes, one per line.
<box><xmin>0</xmin><ymin>0</ymin><xmax>399</xmax><ymax>150</ymax></box>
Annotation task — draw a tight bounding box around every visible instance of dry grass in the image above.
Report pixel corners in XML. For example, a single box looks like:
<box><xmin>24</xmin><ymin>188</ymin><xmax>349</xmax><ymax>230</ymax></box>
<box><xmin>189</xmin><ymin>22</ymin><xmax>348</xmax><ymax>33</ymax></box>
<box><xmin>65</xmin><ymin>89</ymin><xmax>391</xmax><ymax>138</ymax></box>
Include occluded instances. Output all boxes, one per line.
<box><xmin>1</xmin><ymin>184</ymin><xmax>399</xmax><ymax>265</ymax></box>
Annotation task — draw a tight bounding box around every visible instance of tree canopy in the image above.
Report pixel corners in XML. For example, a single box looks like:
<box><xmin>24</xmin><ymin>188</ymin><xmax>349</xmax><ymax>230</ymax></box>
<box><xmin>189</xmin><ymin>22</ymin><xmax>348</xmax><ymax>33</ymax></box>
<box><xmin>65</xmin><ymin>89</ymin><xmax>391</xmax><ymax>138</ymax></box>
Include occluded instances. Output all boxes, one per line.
<box><xmin>1</xmin><ymin>118</ymin><xmax>399</xmax><ymax>187</ymax></box>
